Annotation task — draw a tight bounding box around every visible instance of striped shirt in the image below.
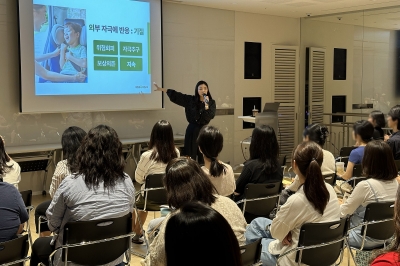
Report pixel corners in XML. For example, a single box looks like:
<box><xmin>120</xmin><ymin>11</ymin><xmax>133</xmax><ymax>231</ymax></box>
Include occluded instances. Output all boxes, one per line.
<box><xmin>49</xmin><ymin>160</ymin><xmax>71</xmax><ymax>198</ymax></box>
<box><xmin>47</xmin><ymin>173</ymin><xmax>135</xmax><ymax>266</ymax></box>
<box><xmin>135</xmin><ymin>148</ymin><xmax>180</xmax><ymax>186</ymax></box>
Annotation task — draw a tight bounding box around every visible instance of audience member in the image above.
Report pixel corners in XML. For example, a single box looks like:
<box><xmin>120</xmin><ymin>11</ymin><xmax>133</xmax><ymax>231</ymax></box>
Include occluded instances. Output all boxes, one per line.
<box><xmin>34</xmin><ymin>126</ymin><xmax>86</xmax><ymax>236</ymax></box>
<box><xmin>133</xmin><ymin>120</ymin><xmax>179</xmax><ymax>244</ymax></box>
<box><xmin>0</xmin><ymin>135</ymin><xmax>21</xmax><ymax>188</ymax></box>
<box><xmin>30</xmin><ymin>125</ymin><xmax>135</xmax><ymax>266</ymax></box>
<box><xmin>370</xmin><ymin>187</ymin><xmax>400</xmax><ymax>265</ymax></box>
<box><xmin>143</xmin><ymin>157</ymin><xmax>247</xmax><ymax>266</ymax></box>
<box><xmin>369</xmin><ymin>110</ymin><xmax>386</xmax><ymax>140</ymax></box>
<box><xmin>234</xmin><ymin>125</ymin><xmax>282</xmax><ymax>200</ymax></box>
<box><xmin>165</xmin><ymin>201</ymin><xmax>242</xmax><ymax>266</ymax></box>
<box><xmin>0</xmin><ymin>181</ymin><xmax>29</xmax><ymax>242</ymax></box>
<box><xmin>386</xmin><ymin>105</ymin><xmax>400</xmax><ymax>160</ymax></box>
<box><xmin>287</xmin><ymin>123</ymin><xmax>335</xmax><ymax>192</ymax></box>
<box><xmin>197</xmin><ymin>126</ymin><xmax>235</xmax><ymax>196</ymax></box>
<box><xmin>340</xmin><ymin>140</ymin><xmax>398</xmax><ymax>249</ymax></box>
<box><xmin>245</xmin><ymin>141</ymin><xmax>340</xmax><ymax>266</ymax></box>
<box><xmin>338</xmin><ymin>120</ymin><xmax>374</xmax><ymax>180</ymax></box>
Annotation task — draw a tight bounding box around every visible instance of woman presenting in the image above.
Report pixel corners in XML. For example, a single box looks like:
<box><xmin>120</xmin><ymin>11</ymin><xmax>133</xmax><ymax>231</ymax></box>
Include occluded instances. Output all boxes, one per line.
<box><xmin>154</xmin><ymin>81</ymin><xmax>216</xmax><ymax>162</ymax></box>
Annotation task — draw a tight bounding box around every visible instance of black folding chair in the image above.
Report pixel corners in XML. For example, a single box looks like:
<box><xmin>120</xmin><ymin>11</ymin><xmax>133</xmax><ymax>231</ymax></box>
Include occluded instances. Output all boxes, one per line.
<box><xmin>236</xmin><ymin>181</ymin><xmax>282</xmax><ymax>224</ymax></box>
<box><xmin>240</xmin><ymin>238</ymin><xmax>262</xmax><ymax>266</ymax></box>
<box><xmin>340</xmin><ymin>147</ymin><xmax>356</xmax><ymax>157</ymax></box>
<box><xmin>0</xmin><ymin>234</ymin><xmax>30</xmax><ymax>266</ymax></box>
<box><xmin>48</xmin><ymin>213</ymin><xmax>134</xmax><ymax>266</ymax></box>
<box><xmin>279</xmin><ymin>155</ymin><xmax>287</xmax><ymax>167</ymax></box>
<box><xmin>348</xmin><ymin>202</ymin><xmax>395</xmax><ymax>265</ymax></box>
<box><xmin>277</xmin><ymin>218</ymin><xmax>350</xmax><ymax>266</ymax></box>
<box><xmin>19</xmin><ymin>190</ymin><xmax>33</xmax><ymax>246</ymax></box>
<box><xmin>339</xmin><ymin>164</ymin><xmax>366</xmax><ymax>195</ymax></box>
<box><xmin>323</xmin><ymin>173</ymin><xmax>336</xmax><ymax>186</ymax></box>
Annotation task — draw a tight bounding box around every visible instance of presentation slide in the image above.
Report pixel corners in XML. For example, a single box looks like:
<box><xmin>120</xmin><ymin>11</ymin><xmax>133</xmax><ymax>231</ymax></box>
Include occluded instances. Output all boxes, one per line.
<box><xmin>18</xmin><ymin>0</ymin><xmax>163</xmax><ymax>113</ymax></box>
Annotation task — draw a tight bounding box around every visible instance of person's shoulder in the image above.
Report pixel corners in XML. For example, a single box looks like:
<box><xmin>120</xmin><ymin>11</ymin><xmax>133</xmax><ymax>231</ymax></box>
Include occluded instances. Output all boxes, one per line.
<box><xmin>201</xmin><ymin>165</ymin><xmax>210</xmax><ymax>174</ymax></box>
<box><xmin>371</xmin><ymin>252</ymin><xmax>400</xmax><ymax>265</ymax></box>
<box><xmin>140</xmin><ymin>149</ymin><xmax>153</xmax><ymax>158</ymax></box>
<box><xmin>213</xmin><ymin>194</ymin><xmax>235</xmax><ymax>206</ymax></box>
<box><xmin>56</xmin><ymin>159</ymin><xmax>68</xmax><ymax>167</ymax></box>
<box><xmin>222</xmin><ymin>163</ymin><xmax>234</xmax><ymax>173</ymax></box>
<box><xmin>0</xmin><ymin>181</ymin><xmax>18</xmax><ymax>191</ymax></box>
<box><xmin>244</xmin><ymin>159</ymin><xmax>259</xmax><ymax>167</ymax></box>
<box><xmin>322</xmin><ymin>149</ymin><xmax>335</xmax><ymax>159</ymax></box>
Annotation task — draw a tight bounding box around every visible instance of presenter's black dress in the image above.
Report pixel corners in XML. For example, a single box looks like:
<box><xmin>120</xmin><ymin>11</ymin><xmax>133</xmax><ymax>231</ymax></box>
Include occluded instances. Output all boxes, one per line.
<box><xmin>166</xmin><ymin>89</ymin><xmax>216</xmax><ymax>162</ymax></box>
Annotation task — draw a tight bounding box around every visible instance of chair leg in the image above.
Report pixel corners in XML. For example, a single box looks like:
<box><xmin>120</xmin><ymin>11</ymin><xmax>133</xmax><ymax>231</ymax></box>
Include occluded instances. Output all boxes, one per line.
<box><xmin>349</xmin><ymin>248</ymin><xmax>357</xmax><ymax>266</ymax></box>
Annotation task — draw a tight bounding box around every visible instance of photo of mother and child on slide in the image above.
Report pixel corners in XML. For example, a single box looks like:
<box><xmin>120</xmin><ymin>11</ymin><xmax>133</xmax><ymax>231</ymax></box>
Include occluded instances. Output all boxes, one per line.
<box><xmin>33</xmin><ymin>4</ymin><xmax>87</xmax><ymax>83</ymax></box>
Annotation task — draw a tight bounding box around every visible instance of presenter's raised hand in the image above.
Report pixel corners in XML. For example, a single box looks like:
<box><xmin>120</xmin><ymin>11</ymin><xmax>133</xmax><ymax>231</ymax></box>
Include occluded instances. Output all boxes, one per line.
<box><xmin>153</xmin><ymin>82</ymin><xmax>167</xmax><ymax>93</ymax></box>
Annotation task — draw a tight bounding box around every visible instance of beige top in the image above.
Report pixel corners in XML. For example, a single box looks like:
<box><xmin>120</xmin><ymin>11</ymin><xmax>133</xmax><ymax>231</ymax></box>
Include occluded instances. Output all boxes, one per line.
<box><xmin>2</xmin><ymin>159</ymin><xmax>21</xmax><ymax>189</ymax></box>
<box><xmin>141</xmin><ymin>195</ymin><xmax>247</xmax><ymax>266</ymax></box>
<box><xmin>201</xmin><ymin>162</ymin><xmax>236</xmax><ymax>196</ymax></box>
<box><xmin>49</xmin><ymin>160</ymin><xmax>71</xmax><ymax>198</ymax></box>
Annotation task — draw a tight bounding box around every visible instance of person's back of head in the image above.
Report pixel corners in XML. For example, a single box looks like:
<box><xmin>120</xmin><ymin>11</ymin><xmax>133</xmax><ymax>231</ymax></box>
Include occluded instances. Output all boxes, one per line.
<box><xmin>61</xmin><ymin>126</ymin><xmax>86</xmax><ymax>171</ymax></box>
<box><xmin>369</xmin><ymin>110</ymin><xmax>385</xmax><ymax>129</ymax></box>
<box><xmin>388</xmin><ymin>105</ymin><xmax>400</xmax><ymax>131</ymax></box>
<box><xmin>165</xmin><ymin>157</ymin><xmax>216</xmax><ymax>209</ymax></box>
<box><xmin>353</xmin><ymin>120</ymin><xmax>374</xmax><ymax>144</ymax></box>
<box><xmin>73</xmin><ymin>125</ymin><xmax>125</xmax><ymax>190</ymax></box>
<box><xmin>249</xmin><ymin>125</ymin><xmax>279</xmax><ymax>173</ymax></box>
<box><xmin>0</xmin><ymin>136</ymin><xmax>11</xmax><ymax>176</ymax></box>
<box><xmin>362</xmin><ymin>140</ymin><xmax>397</xmax><ymax>181</ymax></box>
<box><xmin>303</xmin><ymin>123</ymin><xmax>329</xmax><ymax>147</ymax></box>
<box><xmin>165</xmin><ymin>201</ymin><xmax>242</xmax><ymax>266</ymax></box>
<box><xmin>197</xmin><ymin>126</ymin><xmax>226</xmax><ymax>177</ymax></box>
<box><xmin>149</xmin><ymin>120</ymin><xmax>178</xmax><ymax>164</ymax></box>
<box><xmin>293</xmin><ymin>141</ymin><xmax>329</xmax><ymax>215</ymax></box>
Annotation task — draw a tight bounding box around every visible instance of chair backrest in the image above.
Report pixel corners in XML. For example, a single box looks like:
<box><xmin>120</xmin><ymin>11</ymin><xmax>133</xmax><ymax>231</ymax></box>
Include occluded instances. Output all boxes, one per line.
<box><xmin>340</xmin><ymin>157</ymin><xmax>349</xmax><ymax>167</ymax></box>
<box><xmin>0</xmin><ymin>235</ymin><xmax>29</xmax><ymax>265</ymax></box>
<box><xmin>295</xmin><ymin>218</ymin><xmax>349</xmax><ymax>266</ymax></box>
<box><xmin>361</xmin><ymin>202</ymin><xmax>395</xmax><ymax>240</ymax></box>
<box><xmin>323</xmin><ymin>173</ymin><xmax>336</xmax><ymax>186</ymax></box>
<box><xmin>279</xmin><ymin>155</ymin><xmax>287</xmax><ymax>167</ymax></box>
<box><xmin>62</xmin><ymin>213</ymin><xmax>132</xmax><ymax>265</ymax></box>
<box><xmin>242</xmin><ymin>181</ymin><xmax>282</xmax><ymax>223</ymax></box>
<box><xmin>240</xmin><ymin>238</ymin><xmax>262</xmax><ymax>266</ymax></box>
<box><xmin>145</xmin><ymin>174</ymin><xmax>167</xmax><ymax>205</ymax></box>
<box><xmin>19</xmin><ymin>190</ymin><xmax>32</xmax><ymax>207</ymax></box>
<box><xmin>352</xmin><ymin>164</ymin><xmax>363</xmax><ymax>177</ymax></box>
<box><xmin>340</xmin><ymin>146</ymin><xmax>356</xmax><ymax>157</ymax></box>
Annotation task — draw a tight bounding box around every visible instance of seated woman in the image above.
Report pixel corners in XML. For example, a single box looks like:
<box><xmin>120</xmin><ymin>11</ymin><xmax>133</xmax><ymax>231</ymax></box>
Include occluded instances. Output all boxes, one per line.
<box><xmin>30</xmin><ymin>125</ymin><xmax>135</xmax><ymax>266</ymax></box>
<box><xmin>368</xmin><ymin>110</ymin><xmax>385</xmax><ymax>140</ymax></box>
<box><xmin>34</xmin><ymin>126</ymin><xmax>86</xmax><ymax>236</ymax></box>
<box><xmin>0</xmin><ymin>181</ymin><xmax>29</xmax><ymax>243</ymax></box>
<box><xmin>234</xmin><ymin>125</ymin><xmax>282</xmax><ymax>200</ymax></box>
<box><xmin>132</xmin><ymin>120</ymin><xmax>179</xmax><ymax>244</ymax></box>
<box><xmin>338</xmin><ymin>120</ymin><xmax>374</xmax><ymax>181</ymax></box>
<box><xmin>142</xmin><ymin>157</ymin><xmax>247</xmax><ymax>266</ymax></box>
<box><xmin>197</xmin><ymin>126</ymin><xmax>235</xmax><ymax>196</ymax></box>
<box><xmin>287</xmin><ymin>123</ymin><xmax>335</xmax><ymax>192</ymax></box>
<box><xmin>165</xmin><ymin>201</ymin><xmax>242</xmax><ymax>266</ymax></box>
<box><xmin>245</xmin><ymin>141</ymin><xmax>340</xmax><ymax>266</ymax></box>
<box><xmin>0</xmin><ymin>135</ymin><xmax>21</xmax><ymax>188</ymax></box>
<box><xmin>371</xmin><ymin>189</ymin><xmax>400</xmax><ymax>265</ymax></box>
<box><xmin>341</xmin><ymin>140</ymin><xmax>398</xmax><ymax>249</ymax></box>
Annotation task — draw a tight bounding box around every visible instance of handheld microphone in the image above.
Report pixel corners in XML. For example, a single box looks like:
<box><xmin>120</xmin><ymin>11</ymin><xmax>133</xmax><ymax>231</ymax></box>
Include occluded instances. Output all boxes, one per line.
<box><xmin>203</xmin><ymin>94</ymin><xmax>209</xmax><ymax>104</ymax></box>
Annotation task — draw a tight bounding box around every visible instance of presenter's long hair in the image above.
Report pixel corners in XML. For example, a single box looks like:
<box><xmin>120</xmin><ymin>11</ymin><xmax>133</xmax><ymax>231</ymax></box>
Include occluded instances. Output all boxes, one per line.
<box><xmin>194</xmin><ymin>80</ymin><xmax>213</xmax><ymax>102</ymax></box>
<box><xmin>149</xmin><ymin>120</ymin><xmax>178</xmax><ymax>164</ymax></box>
<box><xmin>293</xmin><ymin>141</ymin><xmax>329</xmax><ymax>215</ymax></box>
<box><xmin>165</xmin><ymin>202</ymin><xmax>242</xmax><ymax>266</ymax></box>
<box><xmin>197</xmin><ymin>126</ymin><xmax>226</xmax><ymax>177</ymax></box>
<box><xmin>249</xmin><ymin>125</ymin><xmax>279</xmax><ymax>174</ymax></box>
<box><xmin>0</xmin><ymin>136</ymin><xmax>12</xmax><ymax>176</ymax></box>
<box><xmin>61</xmin><ymin>126</ymin><xmax>86</xmax><ymax>171</ymax></box>
<box><xmin>72</xmin><ymin>125</ymin><xmax>125</xmax><ymax>191</ymax></box>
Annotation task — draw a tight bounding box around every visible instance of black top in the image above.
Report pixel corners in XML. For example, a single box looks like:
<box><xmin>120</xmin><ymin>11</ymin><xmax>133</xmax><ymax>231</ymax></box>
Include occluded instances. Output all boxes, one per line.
<box><xmin>0</xmin><ymin>182</ymin><xmax>29</xmax><ymax>242</ymax></box>
<box><xmin>373</xmin><ymin>127</ymin><xmax>384</xmax><ymax>140</ymax></box>
<box><xmin>235</xmin><ymin>159</ymin><xmax>283</xmax><ymax>198</ymax></box>
<box><xmin>387</xmin><ymin>131</ymin><xmax>400</xmax><ymax>160</ymax></box>
<box><xmin>166</xmin><ymin>89</ymin><xmax>216</xmax><ymax>125</ymax></box>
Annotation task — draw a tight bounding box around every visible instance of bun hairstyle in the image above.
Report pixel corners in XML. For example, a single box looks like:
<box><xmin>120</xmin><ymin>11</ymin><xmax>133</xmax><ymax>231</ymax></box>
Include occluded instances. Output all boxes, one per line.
<box><xmin>353</xmin><ymin>120</ymin><xmax>374</xmax><ymax>143</ymax></box>
<box><xmin>303</xmin><ymin>123</ymin><xmax>329</xmax><ymax>147</ymax></box>
<box><xmin>197</xmin><ymin>126</ymin><xmax>226</xmax><ymax>177</ymax></box>
<box><xmin>293</xmin><ymin>141</ymin><xmax>329</xmax><ymax>215</ymax></box>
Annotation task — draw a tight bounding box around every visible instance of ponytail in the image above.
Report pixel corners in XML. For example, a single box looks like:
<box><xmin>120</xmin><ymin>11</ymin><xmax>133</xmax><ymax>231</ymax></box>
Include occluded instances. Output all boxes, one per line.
<box><xmin>304</xmin><ymin>159</ymin><xmax>329</xmax><ymax>215</ymax></box>
<box><xmin>209</xmin><ymin>158</ymin><xmax>227</xmax><ymax>178</ymax></box>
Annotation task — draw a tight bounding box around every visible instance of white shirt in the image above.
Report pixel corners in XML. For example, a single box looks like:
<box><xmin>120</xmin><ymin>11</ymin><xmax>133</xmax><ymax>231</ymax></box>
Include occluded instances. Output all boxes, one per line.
<box><xmin>340</xmin><ymin>178</ymin><xmax>398</xmax><ymax>218</ymax></box>
<box><xmin>201</xmin><ymin>162</ymin><xmax>236</xmax><ymax>196</ymax></box>
<box><xmin>2</xmin><ymin>159</ymin><xmax>21</xmax><ymax>189</ymax></box>
<box><xmin>135</xmin><ymin>148</ymin><xmax>180</xmax><ymax>186</ymax></box>
<box><xmin>269</xmin><ymin>183</ymin><xmax>340</xmax><ymax>266</ymax></box>
<box><xmin>287</xmin><ymin>149</ymin><xmax>336</xmax><ymax>192</ymax></box>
